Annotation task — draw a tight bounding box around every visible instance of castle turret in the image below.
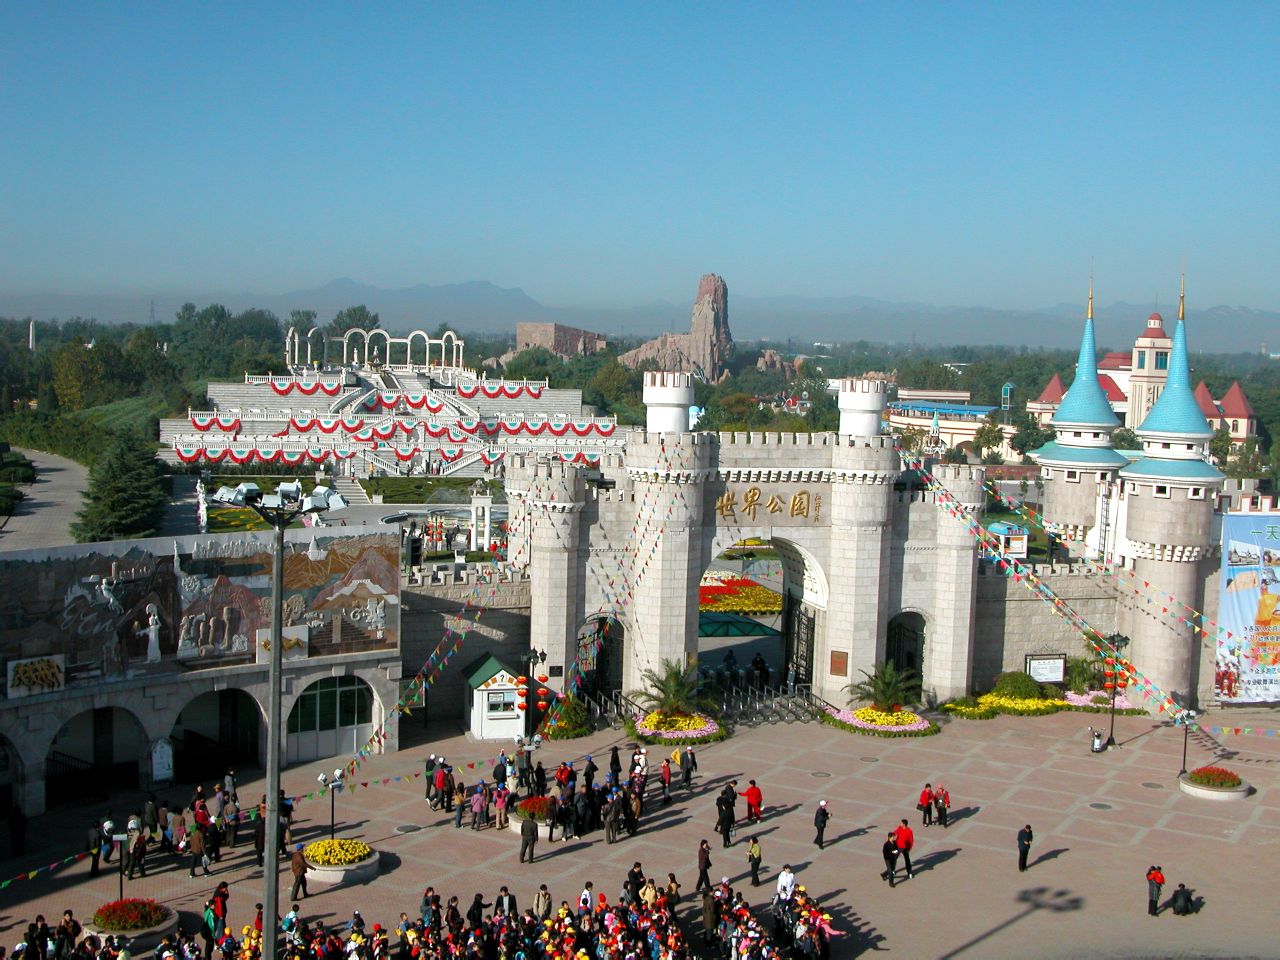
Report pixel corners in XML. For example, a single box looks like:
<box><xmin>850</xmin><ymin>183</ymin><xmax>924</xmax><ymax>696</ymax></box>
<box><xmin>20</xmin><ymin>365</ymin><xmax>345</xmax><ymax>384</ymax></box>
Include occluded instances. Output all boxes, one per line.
<box><xmin>642</xmin><ymin>371</ymin><xmax>696</xmax><ymax>434</ymax></box>
<box><xmin>1118</xmin><ymin>281</ymin><xmax>1223</xmax><ymax>704</ymax></box>
<box><xmin>927</xmin><ymin>462</ymin><xmax>985</xmax><ymax>700</ymax></box>
<box><xmin>1126</xmin><ymin>306</ymin><xmax>1173</xmax><ymax>429</ymax></box>
<box><xmin>837</xmin><ymin>378</ymin><xmax>889</xmax><ymax>437</ymax></box>
<box><xmin>826</xmin><ymin>380</ymin><xmax>899</xmax><ymax>700</ymax></box>
<box><xmin>1031</xmin><ymin>287</ymin><xmax>1129</xmax><ymax>542</ymax></box>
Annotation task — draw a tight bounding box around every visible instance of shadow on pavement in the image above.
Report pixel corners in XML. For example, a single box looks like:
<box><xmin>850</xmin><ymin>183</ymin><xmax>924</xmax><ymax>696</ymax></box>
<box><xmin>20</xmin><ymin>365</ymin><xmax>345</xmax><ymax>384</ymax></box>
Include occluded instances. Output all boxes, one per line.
<box><xmin>937</xmin><ymin>886</ymin><xmax>1085</xmax><ymax>959</ymax></box>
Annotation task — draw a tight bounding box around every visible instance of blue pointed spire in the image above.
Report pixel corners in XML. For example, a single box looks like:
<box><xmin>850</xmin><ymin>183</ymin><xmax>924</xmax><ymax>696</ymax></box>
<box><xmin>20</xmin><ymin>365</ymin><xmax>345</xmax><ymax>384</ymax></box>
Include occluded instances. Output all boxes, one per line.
<box><xmin>1051</xmin><ymin>318</ymin><xmax>1119</xmax><ymax>428</ymax></box>
<box><xmin>1136</xmin><ymin>319</ymin><xmax>1214</xmax><ymax>438</ymax></box>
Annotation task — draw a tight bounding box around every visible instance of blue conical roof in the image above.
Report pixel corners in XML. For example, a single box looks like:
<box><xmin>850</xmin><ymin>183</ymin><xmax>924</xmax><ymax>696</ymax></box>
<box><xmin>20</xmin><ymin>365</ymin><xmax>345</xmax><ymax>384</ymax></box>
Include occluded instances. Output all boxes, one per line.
<box><xmin>1051</xmin><ymin>319</ymin><xmax>1119</xmax><ymax>428</ymax></box>
<box><xmin>1136</xmin><ymin>320</ymin><xmax>1214</xmax><ymax>438</ymax></box>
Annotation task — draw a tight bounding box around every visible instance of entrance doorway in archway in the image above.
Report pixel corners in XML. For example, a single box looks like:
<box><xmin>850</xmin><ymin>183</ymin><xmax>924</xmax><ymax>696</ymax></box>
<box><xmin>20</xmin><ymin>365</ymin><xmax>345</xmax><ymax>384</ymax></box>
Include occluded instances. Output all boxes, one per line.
<box><xmin>173</xmin><ymin>690</ymin><xmax>262</xmax><ymax>782</ymax></box>
<box><xmin>576</xmin><ymin>616</ymin><xmax>624</xmax><ymax>697</ymax></box>
<box><xmin>286</xmin><ymin>676</ymin><xmax>375</xmax><ymax>764</ymax></box>
<box><xmin>887</xmin><ymin>612</ymin><xmax>926</xmax><ymax>684</ymax></box>
<box><xmin>783</xmin><ymin>595</ymin><xmax>815</xmax><ymax>687</ymax></box>
<box><xmin>44</xmin><ymin>707</ymin><xmax>147</xmax><ymax>807</ymax></box>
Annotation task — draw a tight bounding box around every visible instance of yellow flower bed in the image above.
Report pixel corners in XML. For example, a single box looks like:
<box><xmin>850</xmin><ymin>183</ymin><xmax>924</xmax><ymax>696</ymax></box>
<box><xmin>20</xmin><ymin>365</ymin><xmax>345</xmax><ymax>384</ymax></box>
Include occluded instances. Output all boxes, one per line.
<box><xmin>639</xmin><ymin>711</ymin><xmax>710</xmax><ymax>732</ymax></box>
<box><xmin>979</xmin><ymin>693</ymin><xmax>1065</xmax><ymax>714</ymax></box>
<box><xmin>853</xmin><ymin>707</ymin><xmax>924</xmax><ymax>728</ymax></box>
<box><xmin>303</xmin><ymin>838</ymin><xmax>373</xmax><ymax>866</ymax></box>
<box><xmin>701</xmin><ymin>585</ymin><xmax>782</xmax><ymax>614</ymax></box>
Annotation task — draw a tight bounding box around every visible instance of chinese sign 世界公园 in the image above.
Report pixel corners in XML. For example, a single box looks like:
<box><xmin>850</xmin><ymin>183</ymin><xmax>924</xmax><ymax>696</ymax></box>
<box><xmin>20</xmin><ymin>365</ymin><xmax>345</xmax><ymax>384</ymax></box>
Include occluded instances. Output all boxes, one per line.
<box><xmin>714</xmin><ymin>487</ymin><xmax>823</xmax><ymax>525</ymax></box>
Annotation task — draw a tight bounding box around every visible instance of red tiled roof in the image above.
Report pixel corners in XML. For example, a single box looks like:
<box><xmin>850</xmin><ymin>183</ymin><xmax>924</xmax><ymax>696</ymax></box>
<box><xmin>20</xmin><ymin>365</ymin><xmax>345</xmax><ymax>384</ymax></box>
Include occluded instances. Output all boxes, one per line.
<box><xmin>1139</xmin><ymin>312</ymin><xmax>1169</xmax><ymax>339</ymax></box>
<box><xmin>1098</xmin><ymin>351</ymin><xmax>1131</xmax><ymax>370</ymax></box>
<box><xmin>1193</xmin><ymin>381</ymin><xmax>1220</xmax><ymax>419</ymax></box>
<box><xmin>1035</xmin><ymin>373</ymin><xmax>1065</xmax><ymax>403</ymax></box>
<box><xmin>1096</xmin><ymin>374</ymin><xmax>1126</xmax><ymax>402</ymax></box>
<box><xmin>1219</xmin><ymin>381</ymin><xmax>1256</xmax><ymax>418</ymax></box>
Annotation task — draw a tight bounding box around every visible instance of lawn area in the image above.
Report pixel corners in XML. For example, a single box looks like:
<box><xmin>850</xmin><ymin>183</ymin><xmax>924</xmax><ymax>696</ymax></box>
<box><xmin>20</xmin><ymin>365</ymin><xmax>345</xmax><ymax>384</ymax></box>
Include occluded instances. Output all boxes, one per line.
<box><xmin>361</xmin><ymin>476</ymin><xmax>503</xmax><ymax>504</ymax></box>
<box><xmin>983</xmin><ymin>508</ymin><xmax>1050</xmax><ymax>561</ymax></box>
<box><xmin>206</xmin><ymin>506</ymin><xmax>304</xmax><ymax>533</ymax></box>
<box><xmin>74</xmin><ymin>394</ymin><xmax>174</xmax><ymax>432</ymax></box>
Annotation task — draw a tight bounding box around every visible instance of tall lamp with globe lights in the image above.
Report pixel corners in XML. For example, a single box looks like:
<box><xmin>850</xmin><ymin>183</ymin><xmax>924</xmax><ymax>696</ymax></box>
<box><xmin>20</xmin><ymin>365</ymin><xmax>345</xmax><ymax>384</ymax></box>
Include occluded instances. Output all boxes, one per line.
<box><xmin>317</xmin><ymin>769</ymin><xmax>346</xmax><ymax>841</ymax></box>
<box><xmin>209</xmin><ymin>480</ymin><xmax>346</xmax><ymax>960</ymax></box>
<box><xmin>517</xmin><ymin>648</ymin><xmax>547</xmax><ymax>738</ymax></box>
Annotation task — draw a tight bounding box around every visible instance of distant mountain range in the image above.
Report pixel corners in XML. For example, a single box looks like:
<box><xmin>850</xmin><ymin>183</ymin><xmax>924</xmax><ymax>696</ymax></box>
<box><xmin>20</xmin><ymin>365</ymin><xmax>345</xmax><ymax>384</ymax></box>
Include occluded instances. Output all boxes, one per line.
<box><xmin>2</xmin><ymin>278</ymin><xmax>1276</xmax><ymax>353</ymax></box>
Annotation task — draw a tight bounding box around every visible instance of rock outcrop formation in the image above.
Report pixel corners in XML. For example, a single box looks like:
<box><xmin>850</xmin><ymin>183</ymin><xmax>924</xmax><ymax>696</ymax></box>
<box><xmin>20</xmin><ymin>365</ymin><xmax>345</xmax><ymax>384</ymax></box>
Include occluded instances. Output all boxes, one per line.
<box><xmin>620</xmin><ymin>274</ymin><xmax>733</xmax><ymax>382</ymax></box>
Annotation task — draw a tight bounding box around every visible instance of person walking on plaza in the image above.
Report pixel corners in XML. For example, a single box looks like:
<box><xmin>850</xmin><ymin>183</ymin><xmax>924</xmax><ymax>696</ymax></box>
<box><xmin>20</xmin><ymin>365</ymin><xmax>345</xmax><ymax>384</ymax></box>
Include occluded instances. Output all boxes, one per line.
<box><xmin>86</xmin><ymin>818</ymin><xmax>102</xmax><ymax>877</ymax></box>
<box><xmin>1146</xmin><ymin>865</ymin><xmax>1165</xmax><ymax>916</ymax></box>
<box><xmin>583</xmin><ymin>754</ymin><xmax>598</xmax><ymax>791</ymax></box>
<box><xmin>659</xmin><ymin>757</ymin><xmax>673</xmax><ymax>804</ymax></box>
<box><xmin>893</xmin><ymin>819</ymin><xmax>915</xmax><ymax>878</ymax></box>
<box><xmin>189</xmin><ymin>825</ymin><xmax>211</xmax><ymax>877</ymax></box>
<box><xmin>918</xmin><ymin>783</ymin><xmax>933</xmax><ymax>827</ymax></box>
<box><xmin>716</xmin><ymin>791</ymin><xmax>735</xmax><ymax>848</ymax></box>
<box><xmin>1017</xmin><ymin>824</ymin><xmax>1033</xmax><ymax>872</ymax></box>
<box><xmin>933</xmin><ymin>783</ymin><xmax>951</xmax><ymax>828</ymax></box>
<box><xmin>290</xmin><ymin>843</ymin><xmax>309</xmax><ymax>899</ymax></box>
<box><xmin>682</xmin><ymin>745</ymin><xmax>697</xmax><ymax>789</ymax></box>
<box><xmin>814</xmin><ymin>800</ymin><xmax>830</xmax><ymax>849</ymax></box>
<box><xmin>747</xmin><ymin>836</ymin><xmax>763</xmax><ymax>887</ymax></box>
<box><xmin>740</xmin><ymin>780</ymin><xmax>764</xmax><ymax>822</ymax></box>
<box><xmin>127</xmin><ymin>827</ymin><xmax>148</xmax><ymax>879</ymax></box>
<box><xmin>696</xmin><ymin>839</ymin><xmax>713</xmax><ymax>892</ymax></box>
<box><xmin>776</xmin><ymin>863</ymin><xmax>796</xmax><ymax>903</ymax></box>
<box><xmin>519</xmin><ymin>809</ymin><xmax>538</xmax><ymax>863</ymax></box>
<box><xmin>881</xmin><ymin>831</ymin><xmax>900</xmax><ymax>887</ymax></box>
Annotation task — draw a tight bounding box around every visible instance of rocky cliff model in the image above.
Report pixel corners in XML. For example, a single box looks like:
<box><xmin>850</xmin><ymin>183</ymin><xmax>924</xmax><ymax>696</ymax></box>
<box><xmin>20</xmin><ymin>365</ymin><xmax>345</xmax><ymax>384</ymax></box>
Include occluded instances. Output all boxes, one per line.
<box><xmin>620</xmin><ymin>274</ymin><xmax>733</xmax><ymax>381</ymax></box>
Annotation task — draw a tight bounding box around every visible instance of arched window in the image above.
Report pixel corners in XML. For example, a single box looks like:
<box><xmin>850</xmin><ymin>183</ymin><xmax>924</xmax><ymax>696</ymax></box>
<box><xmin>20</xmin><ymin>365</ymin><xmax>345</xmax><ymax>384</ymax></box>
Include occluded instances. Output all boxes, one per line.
<box><xmin>287</xmin><ymin>676</ymin><xmax>373</xmax><ymax>733</ymax></box>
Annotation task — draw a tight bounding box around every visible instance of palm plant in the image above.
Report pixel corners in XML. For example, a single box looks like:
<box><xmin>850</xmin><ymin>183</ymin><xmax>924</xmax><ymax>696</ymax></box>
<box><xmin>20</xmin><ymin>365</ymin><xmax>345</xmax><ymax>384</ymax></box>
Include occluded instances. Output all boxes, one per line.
<box><xmin>845</xmin><ymin>660</ymin><xmax>922</xmax><ymax>713</ymax></box>
<box><xmin>632</xmin><ymin>657</ymin><xmax>703</xmax><ymax>716</ymax></box>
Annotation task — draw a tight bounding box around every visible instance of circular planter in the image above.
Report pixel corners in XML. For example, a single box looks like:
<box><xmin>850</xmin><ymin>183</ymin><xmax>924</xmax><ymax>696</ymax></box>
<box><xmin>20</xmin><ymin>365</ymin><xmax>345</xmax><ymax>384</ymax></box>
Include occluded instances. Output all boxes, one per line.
<box><xmin>1178</xmin><ymin>775</ymin><xmax>1250</xmax><ymax>801</ymax></box>
<box><xmin>86</xmin><ymin>909</ymin><xmax>179</xmax><ymax>952</ymax></box>
<box><xmin>507</xmin><ymin>816</ymin><xmax>556</xmax><ymax>840</ymax></box>
<box><xmin>304</xmin><ymin>849</ymin><xmax>381</xmax><ymax>885</ymax></box>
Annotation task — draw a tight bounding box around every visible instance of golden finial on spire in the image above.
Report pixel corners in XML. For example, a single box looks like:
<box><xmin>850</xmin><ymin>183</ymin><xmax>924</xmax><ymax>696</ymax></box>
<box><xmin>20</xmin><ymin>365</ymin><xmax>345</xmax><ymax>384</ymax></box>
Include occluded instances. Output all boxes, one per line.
<box><xmin>1087</xmin><ymin>260</ymin><xmax>1094</xmax><ymax>321</ymax></box>
<box><xmin>1178</xmin><ymin>270</ymin><xmax>1186</xmax><ymax>322</ymax></box>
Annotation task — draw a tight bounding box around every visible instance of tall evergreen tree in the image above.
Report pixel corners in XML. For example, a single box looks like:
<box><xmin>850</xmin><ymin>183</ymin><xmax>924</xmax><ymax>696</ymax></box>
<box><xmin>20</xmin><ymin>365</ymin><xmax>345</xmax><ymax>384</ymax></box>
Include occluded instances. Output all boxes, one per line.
<box><xmin>71</xmin><ymin>434</ymin><xmax>169</xmax><ymax>542</ymax></box>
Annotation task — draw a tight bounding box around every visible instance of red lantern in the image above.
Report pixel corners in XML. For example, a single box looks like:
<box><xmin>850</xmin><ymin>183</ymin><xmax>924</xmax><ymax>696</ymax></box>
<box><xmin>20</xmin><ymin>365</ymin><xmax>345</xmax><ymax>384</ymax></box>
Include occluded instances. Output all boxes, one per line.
<box><xmin>517</xmin><ymin>702</ymin><xmax>527</xmax><ymax>711</ymax></box>
<box><xmin>1103</xmin><ymin>669</ymin><xmax>1115</xmax><ymax>678</ymax></box>
<box><xmin>537</xmin><ymin>700</ymin><xmax>549</xmax><ymax>710</ymax></box>
<box><xmin>536</xmin><ymin>674</ymin><xmax>549</xmax><ymax>683</ymax></box>
<box><xmin>516</xmin><ymin>675</ymin><xmax>528</xmax><ymax>685</ymax></box>
<box><xmin>537</xmin><ymin>687</ymin><xmax>549</xmax><ymax>697</ymax></box>
<box><xmin>1117</xmin><ymin>680</ymin><xmax>1128</xmax><ymax>690</ymax></box>
<box><xmin>1103</xmin><ymin>681</ymin><xmax>1114</xmax><ymax>690</ymax></box>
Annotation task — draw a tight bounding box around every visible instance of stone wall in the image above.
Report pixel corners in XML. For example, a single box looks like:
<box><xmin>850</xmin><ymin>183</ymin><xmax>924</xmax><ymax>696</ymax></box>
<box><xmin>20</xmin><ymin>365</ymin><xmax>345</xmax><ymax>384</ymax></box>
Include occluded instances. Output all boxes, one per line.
<box><xmin>401</xmin><ymin>581</ymin><xmax>532</xmax><ymax>725</ymax></box>
<box><xmin>515</xmin><ymin>322</ymin><xmax>608</xmax><ymax>359</ymax></box>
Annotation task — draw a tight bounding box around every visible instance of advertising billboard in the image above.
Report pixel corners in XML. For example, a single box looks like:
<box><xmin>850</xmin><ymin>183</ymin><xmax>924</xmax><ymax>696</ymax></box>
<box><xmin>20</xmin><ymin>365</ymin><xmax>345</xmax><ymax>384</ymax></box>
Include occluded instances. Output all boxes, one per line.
<box><xmin>1218</xmin><ymin>514</ymin><xmax>1280</xmax><ymax>702</ymax></box>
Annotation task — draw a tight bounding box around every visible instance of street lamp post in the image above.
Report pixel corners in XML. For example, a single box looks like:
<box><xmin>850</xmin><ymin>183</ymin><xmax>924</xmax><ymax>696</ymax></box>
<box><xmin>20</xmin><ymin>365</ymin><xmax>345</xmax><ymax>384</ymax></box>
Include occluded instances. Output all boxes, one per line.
<box><xmin>1178</xmin><ymin>710</ymin><xmax>1197</xmax><ymax>776</ymax></box>
<box><xmin>317</xmin><ymin>770</ymin><xmax>345</xmax><ymax>841</ymax></box>
<box><xmin>1102</xmin><ymin>633</ymin><xmax>1130</xmax><ymax>749</ymax></box>
<box><xmin>522</xmin><ymin>648</ymin><xmax>547</xmax><ymax>739</ymax></box>
<box><xmin>210</xmin><ymin>481</ymin><xmax>346</xmax><ymax>960</ymax></box>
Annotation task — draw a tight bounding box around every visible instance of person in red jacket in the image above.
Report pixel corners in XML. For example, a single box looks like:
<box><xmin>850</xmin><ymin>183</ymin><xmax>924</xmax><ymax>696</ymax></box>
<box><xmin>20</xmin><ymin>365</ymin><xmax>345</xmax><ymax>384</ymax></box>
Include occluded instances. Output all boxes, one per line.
<box><xmin>932</xmin><ymin>783</ymin><xmax>951</xmax><ymax>828</ymax></box>
<box><xmin>893</xmin><ymin>819</ymin><xmax>915</xmax><ymax>879</ymax></box>
<box><xmin>918</xmin><ymin>783</ymin><xmax>933</xmax><ymax>827</ymax></box>
<box><xmin>739</xmin><ymin>780</ymin><xmax>764</xmax><ymax>822</ymax></box>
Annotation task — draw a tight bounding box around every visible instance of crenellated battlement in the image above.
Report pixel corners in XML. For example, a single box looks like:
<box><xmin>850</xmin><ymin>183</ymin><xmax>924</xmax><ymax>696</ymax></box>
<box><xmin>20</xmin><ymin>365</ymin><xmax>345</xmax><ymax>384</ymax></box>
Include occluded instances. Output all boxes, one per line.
<box><xmin>643</xmin><ymin>371</ymin><xmax>696</xmax><ymax>390</ymax></box>
<box><xmin>837</xmin><ymin>378</ymin><xmax>890</xmax><ymax>396</ymax></box>
<box><xmin>930</xmin><ymin>463</ymin><xmax>985</xmax><ymax>484</ymax></box>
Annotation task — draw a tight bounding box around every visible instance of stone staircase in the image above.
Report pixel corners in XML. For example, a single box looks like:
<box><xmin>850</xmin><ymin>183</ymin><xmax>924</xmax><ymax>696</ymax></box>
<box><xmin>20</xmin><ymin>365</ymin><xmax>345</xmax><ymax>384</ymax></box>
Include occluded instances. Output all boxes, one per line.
<box><xmin>332</xmin><ymin>476</ymin><xmax>371</xmax><ymax>506</ymax></box>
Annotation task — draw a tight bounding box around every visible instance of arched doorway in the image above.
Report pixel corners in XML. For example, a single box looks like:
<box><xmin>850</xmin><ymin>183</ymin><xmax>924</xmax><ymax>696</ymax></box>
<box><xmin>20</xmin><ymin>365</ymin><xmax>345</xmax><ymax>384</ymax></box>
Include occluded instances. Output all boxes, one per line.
<box><xmin>286</xmin><ymin>676</ymin><xmax>376</xmax><ymax>764</ymax></box>
<box><xmin>172</xmin><ymin>690</ymin><xmax>263</xmax><ymax>783</ymax></box>
<box><xmin>575</xmin><ymin>616</ymin><xmax>624</xmax><ymax>697</ymax></box>
<box><xmin>886</xmin><ymin>612</ymin><xmax>926</xmax><ymax>684</ymax></box>
<box><xmin>0</xmin><ymin>735</ymin><xmax>23</xmax><ymax>814</ymax></box>
<box><xmin>44</xmin><ymin>707</ymin><xmax>148</xmax><ymax>807</ymax></box>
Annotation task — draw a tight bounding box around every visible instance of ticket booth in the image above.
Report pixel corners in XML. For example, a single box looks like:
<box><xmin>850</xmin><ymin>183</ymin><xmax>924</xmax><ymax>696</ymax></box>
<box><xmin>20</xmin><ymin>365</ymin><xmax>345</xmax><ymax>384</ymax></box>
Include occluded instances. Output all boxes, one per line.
<box><xmin>462</xmin><ymin>654</ymin><xmax>523</xmax><ymax>741</ymax></box>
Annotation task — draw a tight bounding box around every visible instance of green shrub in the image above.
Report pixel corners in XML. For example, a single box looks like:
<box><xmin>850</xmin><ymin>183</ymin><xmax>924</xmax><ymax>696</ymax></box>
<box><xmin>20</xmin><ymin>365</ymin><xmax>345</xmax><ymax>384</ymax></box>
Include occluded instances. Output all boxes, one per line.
<box><xmin>992</xmin><ymin>671</ymin><xmax>1045</xmax><ymax>700</ymax></box>
<box><xmin>1065</xmin><ymin>656</ymin><xmax>1102</xmax><ymax>693</ymax></box>
<box><xmin>545</xmin><ymin>695</ymin><xmax>592</xmax><ymax>740</ymax></box>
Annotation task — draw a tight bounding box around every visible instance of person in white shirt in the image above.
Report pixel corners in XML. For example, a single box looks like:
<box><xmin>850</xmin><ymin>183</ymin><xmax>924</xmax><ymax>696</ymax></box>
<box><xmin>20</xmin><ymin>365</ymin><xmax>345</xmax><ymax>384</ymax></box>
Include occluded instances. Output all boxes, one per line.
<box><xmin>776</xmin><ymin>864</ymin><xmax>796</xmax><ymax>902</ymax></box>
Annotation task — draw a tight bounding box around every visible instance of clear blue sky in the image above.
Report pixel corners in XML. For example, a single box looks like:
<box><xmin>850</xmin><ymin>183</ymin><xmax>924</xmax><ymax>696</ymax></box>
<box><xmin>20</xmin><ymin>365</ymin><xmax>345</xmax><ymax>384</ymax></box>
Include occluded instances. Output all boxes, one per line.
<box><xmin>2</xmin><ymin>2</ymin><xmax>1277</xmax><ymax>310</ymax></box>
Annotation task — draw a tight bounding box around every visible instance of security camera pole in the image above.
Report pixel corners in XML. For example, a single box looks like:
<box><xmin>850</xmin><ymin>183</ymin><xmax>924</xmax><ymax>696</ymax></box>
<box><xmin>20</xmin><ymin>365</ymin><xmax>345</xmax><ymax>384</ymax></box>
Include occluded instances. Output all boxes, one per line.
<box><xmin>210</xmin><ymin>481</ymin><xmax>346</xmax><ymax>960</ymax></box>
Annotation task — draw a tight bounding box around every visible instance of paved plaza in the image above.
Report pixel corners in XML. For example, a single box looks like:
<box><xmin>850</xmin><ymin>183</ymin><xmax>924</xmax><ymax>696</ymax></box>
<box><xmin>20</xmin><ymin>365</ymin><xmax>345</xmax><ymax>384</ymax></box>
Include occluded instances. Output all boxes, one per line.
<box><xmin>5</xmin><ymin>710</ymin><xmax>1278</xmax><ymax>960</ymax></box>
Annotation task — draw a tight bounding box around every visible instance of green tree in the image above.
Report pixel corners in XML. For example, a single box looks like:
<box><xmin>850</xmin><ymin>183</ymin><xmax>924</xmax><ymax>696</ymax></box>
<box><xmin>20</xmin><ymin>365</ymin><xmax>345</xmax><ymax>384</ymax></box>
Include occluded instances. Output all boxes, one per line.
<box><xmin>71</xmin><ymin>433</ymin><xmax>169</xmax><ymax>542</ymax></box>
<box><xmin>328</xmin><ymin>305</ymin><xmax>380</xmax><ymax>334</ymax></box>
<box><xmin>631</xmin><ymin>657</ymin><xmax>703</xmax><ymax>717</ymax></box>
<box><xmin>1209</xmin><ymin>427</ymin><xmax>1233</xmax><ymax>465</ymax></box>
<box><xmin>973</xmin><ymin>412</ymin><xmax>1005</xmax><ymax>459</ymax></box>
<box><xmin>289</xmin><ymin>309</ymin><xmax>318</xmax><ymax>331</ymax></box>
<box><xmin>1010</xmin><ymin>421</ymin><xmax>1052</xmax><ymax>456</ymax></box>
<box><xmin>898</xmin><ymin>426</ymin><xmax>926</xmax><ymax>453</ymax></box>
<box><xmin>1226</xmin><ymin>438</ymin><xmax>1267</xmax><ymax>480</ymax></box>
<box><xmin>1111</xmin><ymin>427</ymin><xmax>1140</xmax><ymax>449</ymax></box>
<box><xmin>941</xmin><ymin>446</ymin><xmax>967</xmax><ymax>464</ymax></box>
<box><xmin>845</xmin><ymin>660</ymin><xmax>922</xmax><ymax>712</ymax></box>
<box><xmin>51</xmin><ymin>342</ymin><xmax>106</xmax><ymax>410</ymax></box>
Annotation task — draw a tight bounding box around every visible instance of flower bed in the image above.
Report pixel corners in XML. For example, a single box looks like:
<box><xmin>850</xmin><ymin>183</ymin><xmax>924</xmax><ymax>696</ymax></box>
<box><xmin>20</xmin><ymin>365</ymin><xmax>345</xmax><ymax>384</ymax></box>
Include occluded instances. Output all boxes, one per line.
<box><xmin>303</xmin><ymin>838</ymin><xmax>380</xmax><ymax>886</ymax></box>
<box><xmin>822</xmin><ymin>706</ymin><xmax>938</xmax><ymax>738</ymax></box>
<box><xmin>944</xmin><ymin>692</ymin><xmax>1066</xmax><ymax>719</ymax></box>
<box><xmin>698</xmin><ymin>576</ymin><xmax>783</xmax><ymax>614</ymax></box>
<box><xmin>1061</xmin><ymin>690</ymin><xmax>1149</xmax><ymax>716</ymax></box>
<box><xmin>1179</xmin><ymin>765</ymin><xmax>1249</xmax><ymax>801</ymax></box>
<box><xmin>627</xmin><ymin>710</ymin><xmax>727</xmax><ymax>745</ymax></box>
<box><xmin>86</xmin><ymin>900</ymin><xmax>177</xmax><ymax>951</ymax></box>
<box><xmin>514</xmin><ymin>795</ymin><xmax>555</xmax><ymax>822</ymax></box>
<box><xmin>92</xmin><ymin>899</ymin><xmax>170</xmax><ymax>931</ymax></box>
<box><xmin>1186</xmin><ymin>766</ymin><xmax>1242</xmax><ymax>789</ymax></box>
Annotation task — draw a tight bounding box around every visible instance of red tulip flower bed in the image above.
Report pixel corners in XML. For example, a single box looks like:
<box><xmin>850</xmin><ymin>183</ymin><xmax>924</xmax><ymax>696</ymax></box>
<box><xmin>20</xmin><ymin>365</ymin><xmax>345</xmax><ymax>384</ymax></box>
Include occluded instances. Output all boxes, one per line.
<box><xmin>515</xmin><ymin>795</ymin><xmax>555</xmax><ymax>822</ymax></box>
<box><xmin>92</xmin><ymin>899</ymin><xmax>170</xmax><ymax>931</ymax></box>
<box><xmin>698</xmin><ymin>577</ymin><xmax>782</xmax><ymax>614</ymax></box>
